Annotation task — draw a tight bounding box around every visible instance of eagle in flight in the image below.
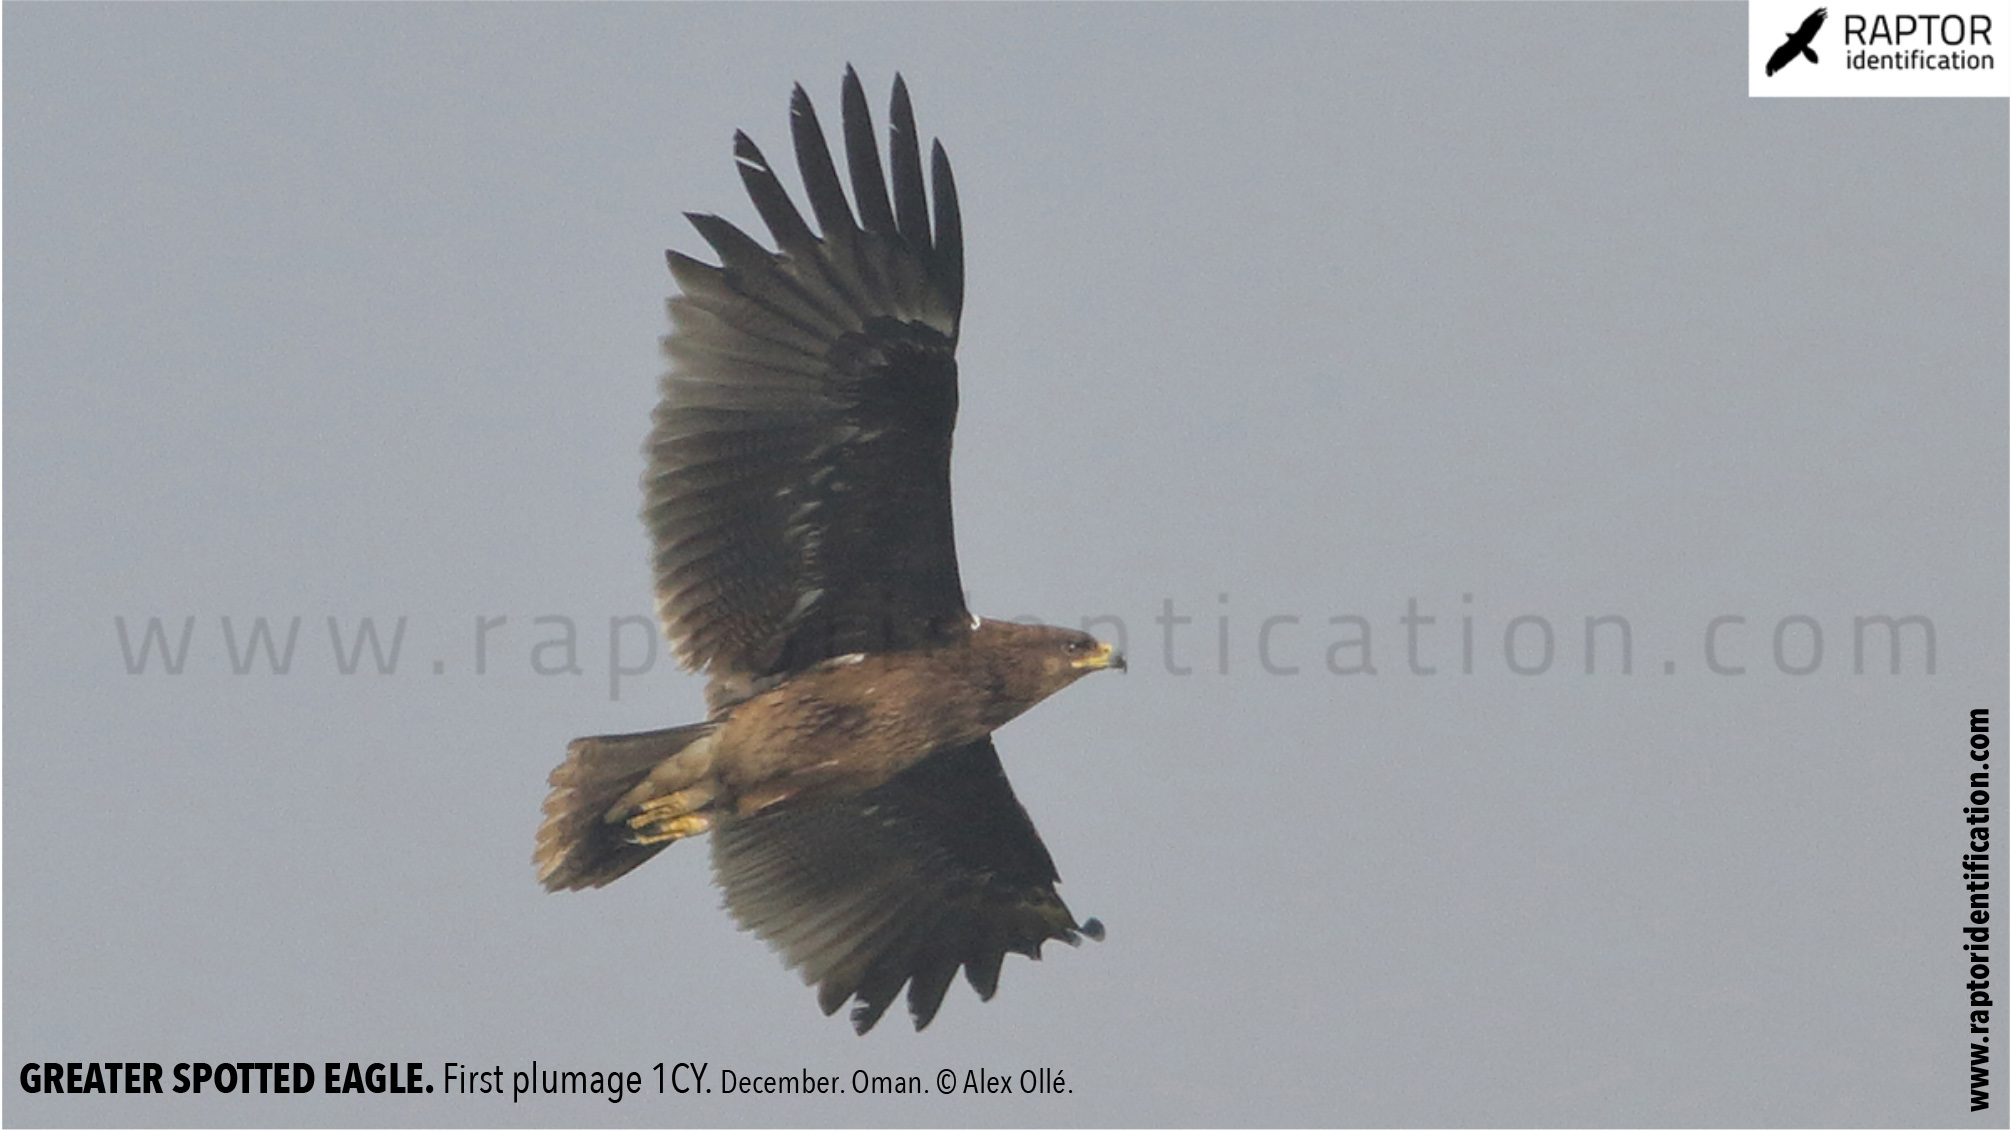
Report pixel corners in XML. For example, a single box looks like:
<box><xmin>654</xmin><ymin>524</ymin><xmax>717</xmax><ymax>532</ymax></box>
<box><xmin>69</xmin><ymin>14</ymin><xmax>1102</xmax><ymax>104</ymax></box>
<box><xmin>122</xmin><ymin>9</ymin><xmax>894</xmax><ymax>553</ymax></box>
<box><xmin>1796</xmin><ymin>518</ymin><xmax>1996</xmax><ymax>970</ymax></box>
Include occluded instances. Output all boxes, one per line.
<box><xmin>535</xmin><ymin>69</ymin><xmax>1123</xmax><ymax>1034</ymax></box>
<box><xmin>1767</xmin><ymin>7</ymin><xmax>1827</xmax><ymax>76</ymax></box>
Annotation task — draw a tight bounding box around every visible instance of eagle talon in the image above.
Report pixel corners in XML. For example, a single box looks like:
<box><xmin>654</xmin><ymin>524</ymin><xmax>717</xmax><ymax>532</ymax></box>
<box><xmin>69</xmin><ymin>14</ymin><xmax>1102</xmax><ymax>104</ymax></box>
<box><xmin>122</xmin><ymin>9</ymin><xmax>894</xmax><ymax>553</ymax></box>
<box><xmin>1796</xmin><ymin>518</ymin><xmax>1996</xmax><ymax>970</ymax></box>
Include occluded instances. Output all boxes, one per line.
<box><xmin>634</xmin><ymin>783</ymin><xmax>718</xmax><ymax>818</ymax></box>
<box><xmin>622</xmin><ymin>783</ymin><xmax>720</xmax><ymax>844</ymax></box>
<box><xmin>626</xmin><ymin>810</ymin><xmax>713</xmax><ymax>845</ymax></box>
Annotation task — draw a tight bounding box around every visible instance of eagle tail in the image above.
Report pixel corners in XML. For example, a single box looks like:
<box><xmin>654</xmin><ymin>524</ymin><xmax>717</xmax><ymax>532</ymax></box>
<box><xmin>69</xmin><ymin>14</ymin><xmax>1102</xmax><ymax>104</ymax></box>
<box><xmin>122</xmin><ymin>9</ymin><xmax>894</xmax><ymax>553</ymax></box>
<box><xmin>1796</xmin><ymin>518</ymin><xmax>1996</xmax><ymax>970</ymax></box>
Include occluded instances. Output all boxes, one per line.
<box><xmin>535</xmin><ymin>722</ymin><xmax>718</xmax><ymax>891</ymax></box>
<box><xmin>1803</xmin><ymin>46</ymin><xmax>1818</xmax><ymax>64</ymax></box>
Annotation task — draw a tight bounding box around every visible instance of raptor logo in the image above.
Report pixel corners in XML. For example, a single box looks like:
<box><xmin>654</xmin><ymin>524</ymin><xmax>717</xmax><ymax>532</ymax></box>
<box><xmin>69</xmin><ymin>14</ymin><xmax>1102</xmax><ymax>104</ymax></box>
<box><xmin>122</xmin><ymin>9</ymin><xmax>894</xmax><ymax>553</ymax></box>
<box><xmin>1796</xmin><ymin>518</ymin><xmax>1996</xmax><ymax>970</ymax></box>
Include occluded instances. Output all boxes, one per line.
<box><xmin>1767</xmin><ymin>7</ymin><xmax>1829</xmax><ymax>75</ymax></box>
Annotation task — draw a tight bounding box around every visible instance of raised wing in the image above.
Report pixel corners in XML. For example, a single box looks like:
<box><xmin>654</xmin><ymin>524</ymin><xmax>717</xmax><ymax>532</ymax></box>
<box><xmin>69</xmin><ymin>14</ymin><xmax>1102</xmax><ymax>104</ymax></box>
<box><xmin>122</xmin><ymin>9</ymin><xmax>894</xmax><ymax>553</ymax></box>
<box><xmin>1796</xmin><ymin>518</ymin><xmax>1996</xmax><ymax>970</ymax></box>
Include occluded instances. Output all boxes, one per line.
<box><xmin>709</xmin><ymin>738</ymin><xmax>1101</xmax><ymax>1033</ymax></box>
<box><xmin>648</xmin><ymin>68</ymin><xmax>970</xmax><ymax>697</ymax></box>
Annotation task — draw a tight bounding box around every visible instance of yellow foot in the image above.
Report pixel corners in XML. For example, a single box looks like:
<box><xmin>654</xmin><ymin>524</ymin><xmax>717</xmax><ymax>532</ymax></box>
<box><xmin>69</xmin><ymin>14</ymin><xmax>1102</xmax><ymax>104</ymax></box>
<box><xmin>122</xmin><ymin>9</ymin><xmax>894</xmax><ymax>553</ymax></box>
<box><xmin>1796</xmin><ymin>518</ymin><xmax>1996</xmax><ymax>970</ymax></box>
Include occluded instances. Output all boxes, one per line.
<box><xmin>626</xmin><ymin>812</ymin><xmax>712</xmax><ymax>844</ymax></box>
<box><xmin>622</xmin><ymin>783</ymin><xmax>719</xmax><ymax>844</ymax></box>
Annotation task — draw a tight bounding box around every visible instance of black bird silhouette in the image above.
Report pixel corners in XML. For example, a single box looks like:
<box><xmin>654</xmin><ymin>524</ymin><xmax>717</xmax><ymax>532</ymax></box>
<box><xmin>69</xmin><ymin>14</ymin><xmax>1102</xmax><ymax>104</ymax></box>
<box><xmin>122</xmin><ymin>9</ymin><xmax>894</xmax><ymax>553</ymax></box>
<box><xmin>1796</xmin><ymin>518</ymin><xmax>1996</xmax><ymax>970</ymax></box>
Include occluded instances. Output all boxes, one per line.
<box><xmin>1767</xmin><ymin>8</ymin><xmax>1827</xmax><ymax>76</ymax></box>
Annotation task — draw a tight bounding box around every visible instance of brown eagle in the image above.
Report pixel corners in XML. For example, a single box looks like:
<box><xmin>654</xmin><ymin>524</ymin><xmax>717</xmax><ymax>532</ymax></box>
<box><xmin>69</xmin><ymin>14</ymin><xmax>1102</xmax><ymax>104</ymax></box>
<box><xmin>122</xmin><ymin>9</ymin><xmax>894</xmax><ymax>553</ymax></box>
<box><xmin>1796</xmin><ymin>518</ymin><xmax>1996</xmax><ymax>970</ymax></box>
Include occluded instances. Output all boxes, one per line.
<box><xmin>535</xmin><ymin>69</ymin><xmax>1123</xmax><ymax>1034</ymax></box>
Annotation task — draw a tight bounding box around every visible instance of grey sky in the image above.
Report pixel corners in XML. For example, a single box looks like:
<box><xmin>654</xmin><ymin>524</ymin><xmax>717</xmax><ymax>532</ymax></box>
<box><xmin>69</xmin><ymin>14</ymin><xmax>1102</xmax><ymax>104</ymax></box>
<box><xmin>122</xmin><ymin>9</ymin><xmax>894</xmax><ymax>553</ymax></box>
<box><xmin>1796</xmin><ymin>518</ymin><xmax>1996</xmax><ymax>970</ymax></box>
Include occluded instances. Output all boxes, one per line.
<box><xmin>5</xmin><ymin>2</ymin><xmax>2006</xmax><ymax>1126</ymax></box>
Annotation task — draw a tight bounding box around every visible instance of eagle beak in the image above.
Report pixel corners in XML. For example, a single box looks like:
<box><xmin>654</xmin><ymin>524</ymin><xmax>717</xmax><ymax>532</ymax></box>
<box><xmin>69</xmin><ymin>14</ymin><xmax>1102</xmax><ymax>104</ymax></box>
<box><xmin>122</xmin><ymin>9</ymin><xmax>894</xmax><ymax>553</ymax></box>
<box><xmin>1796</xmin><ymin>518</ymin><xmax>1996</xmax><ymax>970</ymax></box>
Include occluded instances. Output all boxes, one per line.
<box><xmin>1073</xmin><ymin>641</ymin><xmax>1127</xmax><ymax>673</ymax></box>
